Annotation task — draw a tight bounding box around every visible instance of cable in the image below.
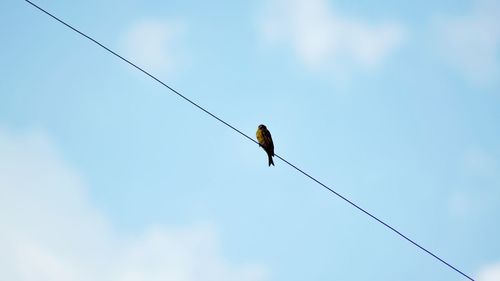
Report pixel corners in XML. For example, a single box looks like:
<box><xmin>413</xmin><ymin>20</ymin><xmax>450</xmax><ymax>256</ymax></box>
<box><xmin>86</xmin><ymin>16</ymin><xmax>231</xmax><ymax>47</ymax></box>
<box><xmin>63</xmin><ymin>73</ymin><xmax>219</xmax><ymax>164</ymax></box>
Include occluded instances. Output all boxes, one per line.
<box><xmin>24</xmin><ymin>1</ymin><xmax>474</xmax><ymax>280</ymax></box>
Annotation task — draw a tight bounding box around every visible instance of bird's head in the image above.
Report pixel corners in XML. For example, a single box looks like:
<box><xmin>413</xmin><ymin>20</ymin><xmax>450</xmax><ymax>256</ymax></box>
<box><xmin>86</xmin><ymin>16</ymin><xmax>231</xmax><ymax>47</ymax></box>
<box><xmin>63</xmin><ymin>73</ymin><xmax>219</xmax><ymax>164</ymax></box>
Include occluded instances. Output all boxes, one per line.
<box><xmin>258</xmin><ymin>124</ymin><xmax>266</xmax><ymax>130</ymax></box>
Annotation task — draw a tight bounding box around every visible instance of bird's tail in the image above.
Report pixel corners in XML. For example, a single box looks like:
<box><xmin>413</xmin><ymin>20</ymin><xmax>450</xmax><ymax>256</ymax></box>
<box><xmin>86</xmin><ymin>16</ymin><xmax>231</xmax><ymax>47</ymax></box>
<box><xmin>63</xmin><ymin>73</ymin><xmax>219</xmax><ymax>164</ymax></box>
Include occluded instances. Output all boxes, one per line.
<box><xmin>268</xmin><ymin>154</ymin><xmax>275</xmax><ymax>166</ymax></box>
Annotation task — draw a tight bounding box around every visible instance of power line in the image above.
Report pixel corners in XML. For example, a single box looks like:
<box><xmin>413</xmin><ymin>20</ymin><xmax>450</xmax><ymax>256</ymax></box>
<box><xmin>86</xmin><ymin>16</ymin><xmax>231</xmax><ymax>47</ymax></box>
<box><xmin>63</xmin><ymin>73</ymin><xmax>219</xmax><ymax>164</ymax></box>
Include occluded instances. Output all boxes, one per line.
<box><xmin>24</xmin><ymin>1</ymin><xmax>474</xmax><ymax>280</ymax></box>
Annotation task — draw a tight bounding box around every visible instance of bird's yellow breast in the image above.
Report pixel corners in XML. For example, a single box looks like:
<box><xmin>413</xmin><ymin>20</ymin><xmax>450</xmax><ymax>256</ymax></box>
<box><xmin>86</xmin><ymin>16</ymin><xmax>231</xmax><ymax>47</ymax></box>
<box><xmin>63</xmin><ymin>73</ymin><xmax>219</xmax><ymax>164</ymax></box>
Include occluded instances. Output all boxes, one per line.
<box><xmin>256</xmin><ymin>128</ymin><xmax>265</xmax><ymax>145</ymax></box>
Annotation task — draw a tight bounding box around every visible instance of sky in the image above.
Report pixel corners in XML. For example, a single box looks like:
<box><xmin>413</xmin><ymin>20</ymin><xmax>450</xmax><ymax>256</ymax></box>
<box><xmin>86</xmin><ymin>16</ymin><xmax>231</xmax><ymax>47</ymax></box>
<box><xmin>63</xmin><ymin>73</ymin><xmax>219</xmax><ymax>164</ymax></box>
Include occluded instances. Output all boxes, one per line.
<box><xmin>1</xmin><ymin>0</ymin><xmax>500</xmax><ymax>280</ymax></box>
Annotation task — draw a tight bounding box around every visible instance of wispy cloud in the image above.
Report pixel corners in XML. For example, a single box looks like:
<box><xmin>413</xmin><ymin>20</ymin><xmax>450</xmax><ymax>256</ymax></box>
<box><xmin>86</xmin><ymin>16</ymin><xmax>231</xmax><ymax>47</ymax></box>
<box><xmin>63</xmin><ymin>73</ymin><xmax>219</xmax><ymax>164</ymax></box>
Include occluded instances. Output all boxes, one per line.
<box><xmin>435</xmin><ymin>0</ymin><xmax>500</xmax><ymax>85</ymax></box>
<box><xmin>477</xmin><ymin>262</ymin><xmax>500</xmax><ymax>281</ymax></box>
<box><xmin>448</xmin><ymin>191</ymin><xmax>475</xmax><ymax>219</ymax></box>
<box><xmin>448</xmin><ymin>147</ymin><xmax>500</xmax><ymax>219</ymax></box>
<box><xmin>0</xmin><ymin>128</ymin><xmax>267</xmax><ymax>281</ymax></box>
<box><xmin>121</xmin><ymin>19</ymin><xmax>185</xmax><ymax>73</ymax></box>
<box><xmin>259</xmin><ymin>0</ymin><xmax>405</xmax><ymax>71</ymax></box>
<box><xmin>462</xmin><ymin>147</ymin><xmax>500</xmax><ymax>180</ymax></box>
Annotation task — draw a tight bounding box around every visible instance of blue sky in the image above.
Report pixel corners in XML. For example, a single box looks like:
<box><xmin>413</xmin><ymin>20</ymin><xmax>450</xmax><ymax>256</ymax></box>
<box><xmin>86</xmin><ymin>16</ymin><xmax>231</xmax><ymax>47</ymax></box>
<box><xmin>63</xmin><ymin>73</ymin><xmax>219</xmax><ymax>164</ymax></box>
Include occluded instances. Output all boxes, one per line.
<box><xmin>1</xmin><ymin>0</ymin><xmax>499</xmax><ymax>280</ymax></box>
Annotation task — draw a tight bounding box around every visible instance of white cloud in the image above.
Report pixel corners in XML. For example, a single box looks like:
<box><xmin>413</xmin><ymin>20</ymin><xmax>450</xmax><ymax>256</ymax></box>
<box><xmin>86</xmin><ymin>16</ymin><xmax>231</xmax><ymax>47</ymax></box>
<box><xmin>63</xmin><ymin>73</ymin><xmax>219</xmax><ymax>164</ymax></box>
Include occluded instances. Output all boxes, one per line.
<box><xmin>122</xmin><ymin>20</ymin><xmax>185</xmax><ymax>73</ymax></box>
<box><xmin>435</xmin><ymin>0</ymin><xmax>500</xmax><ymax>85</ymax></box>
<box><xmin>477</xmin><ymin>262</ymin><xmax>500</xmax><ymax>281</ymax></box>
<box><xmin>259</xmin><ymin>0</ymin><xmax>405</xmax><ymax>70</ymax></box>
<box><xmin>0</xmin><ymin>128</ymin><xmax>267</xmax><ymax>281</ymax></box>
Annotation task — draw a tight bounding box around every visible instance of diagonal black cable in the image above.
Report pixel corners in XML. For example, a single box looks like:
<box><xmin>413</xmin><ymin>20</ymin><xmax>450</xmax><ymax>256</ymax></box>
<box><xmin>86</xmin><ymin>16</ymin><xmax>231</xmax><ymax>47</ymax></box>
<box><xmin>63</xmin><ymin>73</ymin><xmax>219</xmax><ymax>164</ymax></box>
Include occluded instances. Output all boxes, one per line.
<box><xmin>24</xmin><ymin>1</ymin><xmax>474</xmax><ymax>280</ymax></box>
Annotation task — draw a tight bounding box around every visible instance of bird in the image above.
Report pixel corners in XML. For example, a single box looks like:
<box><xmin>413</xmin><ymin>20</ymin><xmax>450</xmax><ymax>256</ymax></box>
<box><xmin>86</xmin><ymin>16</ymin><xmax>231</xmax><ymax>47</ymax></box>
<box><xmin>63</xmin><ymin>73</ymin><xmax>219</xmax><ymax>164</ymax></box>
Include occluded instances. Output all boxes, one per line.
<box><xmin>256</xmin><ymin>124</ymin><xmax>275</xmax><ymax>166</ymax></box>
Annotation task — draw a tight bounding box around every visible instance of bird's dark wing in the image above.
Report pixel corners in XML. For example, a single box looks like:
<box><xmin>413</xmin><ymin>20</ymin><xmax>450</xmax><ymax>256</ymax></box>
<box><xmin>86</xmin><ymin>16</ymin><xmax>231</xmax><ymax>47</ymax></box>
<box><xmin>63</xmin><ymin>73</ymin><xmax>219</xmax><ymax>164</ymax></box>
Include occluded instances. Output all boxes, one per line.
<box><xmin>264</xmin><ymin>129</ymin><xmax>274</xmax><ymax>156</ymax></box>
